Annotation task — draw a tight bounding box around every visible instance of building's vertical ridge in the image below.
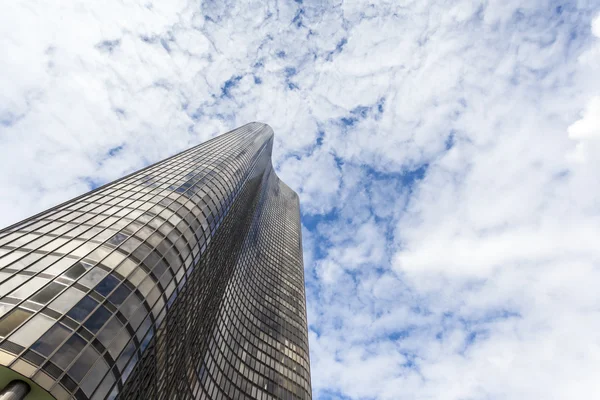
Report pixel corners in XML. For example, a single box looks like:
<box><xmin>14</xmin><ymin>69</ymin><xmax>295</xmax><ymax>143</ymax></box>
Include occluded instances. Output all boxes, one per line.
<box><xmin>0</xmin><ymin>123</ymin><xmax>311</xmax><ymax>400</ymax></box>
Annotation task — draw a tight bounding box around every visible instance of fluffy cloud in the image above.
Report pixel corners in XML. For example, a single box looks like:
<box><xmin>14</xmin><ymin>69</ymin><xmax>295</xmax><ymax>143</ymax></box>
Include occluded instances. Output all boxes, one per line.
<box><xmin>567</xmin><ymin>15</ymin><xmax>600</xmax><ymax>163</ymax></box>
<box><xmin>2</xmin><ymin>1</ymin><xmax>600</xmax><ymax>400</ymax></box>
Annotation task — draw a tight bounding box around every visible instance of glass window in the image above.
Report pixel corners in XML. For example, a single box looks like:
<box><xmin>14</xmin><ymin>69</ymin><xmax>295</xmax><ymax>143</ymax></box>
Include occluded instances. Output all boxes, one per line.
<box><xmin>146</xmin><ymin>286</ymin><xmax>161</xmax><ymax>307</ymax></box>
<box><xmin>51</xmin><ymin>333</ymin><xmax>87</xmax><ymax>369</ymax></box>
<box><xmin>115</xmin><ymin>258</ymin><xmax>137</xmax><ymax>278</ymax></box>
<box><xmin>44</xmin><ymin>257</ymin><xmax>75</xmax><ymax>276</ymax></box>
<box><xmin>31</xmin><ymin>282</ymin><xmax>66</xmax><ymax>304</ymax></box>
<box><xmin>83</xmin><ymin>305</ymin><xmax>111</xmax><ymax>333</ymax></box>
<box><xmin>129</xmin><ymin>306</ymin><xmax>148</xmax><ymax>331</ymax></box>
<box><xmin>92</xmin><ymin>373</ymin><xmax>116</xmax><ymax>400</ymax></box>
<box><xmin>24</xmin><ymin>254</ymin><xmax>58</xmax><ymax>273</ymax></box>
<box><xmin>96</xmin><ymin>275</ymin><xmax>120</xmax><ymax>297</ymax></box>
<box><xmin>137</xmin><ymin>276</ymin><xmax>154</xmax><ymax>297</ymax></box>
<box><xmin>159</xmin><ymin>269</ymin><xmax>173</xmax><ymax>288</ymax></box>
<box><xmin>132</xmin><ymin>243</ymin><xmax>152</xmax><ymax>263</ymax></box>
<box><xmin>117</xmin><ymin>341</ymin><xmax>136</xmax><ymax>373</ymax></box>
<box><xmin>78</xmin><ymin>267</ymin><xmax>108</xmax><ymax>288</ymax></box>
<box><xmin>67</xmin><ymin>296</ymin><xmax>98</xmax><ymax>322</ymax></box>
<box><xmin>126</xmin><ymin>268</ymin><xmax>146</xmax><ymax>286</ymax></box>
<box><xmin>0</xmin><ymin>249</ymin><xmax>25</xmax><ymax>269</ymax></box>
<box><xmin>10</xmin><ymin>252</ymin><xmax>43</xmax><ymax>271</ymax></box>
<box><xmin>138</xmin><ymin>319</ymin><xmax>153</xmax><ymax>348</ymax></box>
<box><xmin>108</xmin><ymin>284</ymin><xmax>131</xmax><ymax>306</ymax></box>
<box><xmin>10</xmin><ymin>276</ymin><xmax>49</xmax><ymax>299</ymax></box>
<box><xmin>108</xmin><ymin>326</ymin><xmax>135</xmax><ymax>360</ymax></box>
<box><xmin>119</xmin><ymin>293</ymin><xmax>141</xmax><ymax>319</ymax></box>
<box><xmin>0</xmin><ymin>271</ymin><xmax>11</xmax><ymax>282</ymax></box>
<box><xmin>107</xmin><ymin>233</ymin><xmax>128</xmax><ymax>247</ymax></box>
<box><xmin>49</xmin><ymin>286</ymin><xmax>85</xmax><ymax>314</ymax></box>
<box><xmin>71</xmin><ymin>242</ymin><xmax>101</xmax><ymax>258</ymax></box>
<box><xmin>99</xmin><ymin>318</ymin><xmax>128</xmax><ymax>359</ymax></box>
<box><xmin>141</xmin><ymin>249</ymin><xmax>161</xmax><ymax>270</ymax></box>
<box><xmin>63</xmin><ymin>261</ymin><xmax>93</xmax><ymax>280</ymax></box>
<box><xmin>68</xmin><ymin>343</ymin><xmax>101</xmax><ymax>382</ymax></box>
<box><xmin>10</xmin><ymin>313</ymin><xmax>55</xmax><ymax>347</ymax></box>
<box><xmin>81</xmin><ymin>356</ymin><xmax>109</xmax><ymax>397</ymax></box>
<box><xmin>32</xmin><ymin>323</ymin><xmax>71</xmax><ymax>356</ymax></box>
<box><xmin>101</xmin><ymin>251</ymin><xmax>125</xmax><ymax>270</ymax></box>
<box><xmin>86</xmin><ymin>247</ymin><xmax>110</xmax><ymax>263</ymax></box>
<box><xmin>0</xmin><ymin>308</ymin><xmax>33</xmax><ymax>337</ymax></box>
<box><xmin>119</xmin><ymin>237</ymin><xmax>141</xmax><ymax>254</ymax></box>
<box><xmin>153</xmin><ymin>259</ymin><xmax>169</xmax><ymax>280</ymax></box>
<box><xmin>0</xmin><ymin>302</ymin><xmax>14</xmax><ymax>319</ymax></box>
<box><xmin>0</xmin><ymin>275</ymin><xmax>28</xmax><ymax>296</ymax></box>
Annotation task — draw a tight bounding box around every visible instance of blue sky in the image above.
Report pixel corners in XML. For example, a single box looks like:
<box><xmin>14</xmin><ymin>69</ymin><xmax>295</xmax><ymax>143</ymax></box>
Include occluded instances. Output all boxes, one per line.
<box><xmin>2</xmin><ymin>1</ymin><xmax>600</xmax><ymax>399</ymax></box>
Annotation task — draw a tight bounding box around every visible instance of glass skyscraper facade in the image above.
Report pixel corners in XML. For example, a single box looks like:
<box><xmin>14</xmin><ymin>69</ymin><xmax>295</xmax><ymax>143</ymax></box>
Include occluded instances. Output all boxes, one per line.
<box><xmin>0</xmin><ymin>123</ymin><xmax>311</xmax><ymax>400</ymax></box>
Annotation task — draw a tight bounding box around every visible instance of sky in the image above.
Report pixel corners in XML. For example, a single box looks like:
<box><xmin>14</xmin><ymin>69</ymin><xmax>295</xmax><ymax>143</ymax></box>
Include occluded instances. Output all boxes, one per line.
<box><xmin>1</xmin><ymin>1</ymin><xmax>600</xmax><ymax>399</ymax></box>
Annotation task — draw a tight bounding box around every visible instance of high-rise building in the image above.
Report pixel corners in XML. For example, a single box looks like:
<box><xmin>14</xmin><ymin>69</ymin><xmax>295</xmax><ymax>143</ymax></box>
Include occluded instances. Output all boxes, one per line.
<box><xmin>0</xmin><ymin>123</ymin><xmax>311</xmax><ymax>400</ymax></box>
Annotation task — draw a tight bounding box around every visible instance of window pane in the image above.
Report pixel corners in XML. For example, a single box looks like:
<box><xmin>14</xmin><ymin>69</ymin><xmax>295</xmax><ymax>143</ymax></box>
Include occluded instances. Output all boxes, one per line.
<box><xmin>95</xmin><ymin>275</ymin><xmax>119</xmax><ymax>297</ymax></box>
<box><xmin>0</xmin><ymin>308</ymin><xmax>33</xmax><ymax>337</ymax></box>
<box><xmin>107</xmin><ymin>233</ymin><xmax>128</xmax><ymax>247</ymax></box>
<box><xmin>11</xmin><ymin>252</ymin><xmax>43</xmax><ymax>271</ymax></box>
<box><xmin>51</xmin><ymin>333</ymin><xmax>86</xmax><ymax>369</ymax></box>
<box><xmin>0</xmin><ymin>275</ymin><xmax>28</xmax><ymax>297</ymax></box>
<box><xmin>31</xmin><ymin>282</ymin><xmax>66</xmax><ymax>304</ymax></box>
<box><xmin>116</xmin><ymin>341</ymin><xmax>136</xmax><ymax>371</ymax></box>
<box><xmin>11</xmin><ymin>276</ymin><xmax>49</xmax><ymax>299</ymax></box>
<box><xmin>108</xmin><ymin>284</ymin><xmax>131</xmax><ymax>306</ymax></box>
<box><xmin>119</xmin><ymin>294</ymin><xmax>141</xmax><ymax>320</ymax></box>
<box><xmin>49</xmin><ymin>286</ymin><xmax>85</xmax><ymax>314</ymax></box>
<box><xmin>91</xmin><ymin>373</ymin><xmax>116</xmax><ymax>400</ymax></box>
<box><xmin>68</xmin><ymin>344</ymin><xmax>101</xmax><ymax>382</ymax></box>
<box><xmin>99</xmin><ymin>317</ymin><xmax>127</xmax><ymax>359</ymax></box>
<box><xmin>80</xmin><ymin>356</ymin><xmax>109</xmax><ymax>397</ymax></box>
<box><xmin>44</xmin><ymin>257</ymin><xmax>75</xmax><ymax>276</ymax></box>
<box><xmin>10</xmin><ymin>313</ymin><xmax>55</xmax><ymax>347</ymax></box>
<box><xmin>64</xmin><ymin>261</ymin><xmax>93</xmax><ymax>280</ymax></box>
<box><xmin>78</xmin><ymin>267</ymin><xmax>108</xmax><ymax>288</ymax></box>
<box><xmin>67</xmin><ymin>296</ymin><xmax>98</xmax><ymax>322</ymax></box>
<box><xmin>25</xmin><ymin>254</ymin><xmax>60</xmax><ymax>273</ymax></box>
<box><xmin>119</xmin><ymin>237</ymin><xmax>141</xmax><ymax>254</ymax></box>
<box><xmin>0</xmin><ymin>302</ymin><xmax>14</xmax><ymax>319</ymax></box>
<box><xmin>83</xmin><ymin>305</ymin><xmax>111</xmax><ymax>333</ymax></box>
<box><xmin>32</xmin><ymin>323</ymin><xmax>71</xmax><ymax>356</ymax></box>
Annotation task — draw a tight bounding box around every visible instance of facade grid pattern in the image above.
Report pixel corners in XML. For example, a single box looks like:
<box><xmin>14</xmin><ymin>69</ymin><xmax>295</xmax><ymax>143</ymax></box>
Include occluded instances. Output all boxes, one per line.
<box><xmin>0</xmin><ymin>122</ymin><xmax>311</xmax><ymax>400</ymax></box>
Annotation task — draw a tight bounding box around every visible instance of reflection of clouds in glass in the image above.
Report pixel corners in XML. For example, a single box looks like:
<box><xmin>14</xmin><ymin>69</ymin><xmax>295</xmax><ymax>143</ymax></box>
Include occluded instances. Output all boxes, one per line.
<box><xmin>78</xmin><ymin>266</ymin><xmax>108</xmax><ymax>287</ymax></box>
<box><xmin>10</xmin><ymin>312</ymin><xmax>54</xmax><ymax>347</ymax></box>
<box><xmin>67</xmin><ymin>295</ymin><xmax>99</xmax><ymax>322</ymax></box>
<box><xmin>0</xmin><ymin>274</ymin><xmax>28</xmax><ymax>296</ymax></box>
<box><xmin>80</xmin><ymin>356</ymin><xmax>109</xmax><ymax>396</ymax></box>
<box><xmin>32</xmin><ymin>323</ymin><xmax>71</xmax><ymax>356</ymax></box>
<box><xmin>11</xmin><ymin>276</ymin><xmax>49</xmax><ymax>299</ymax></box>
<box><xmin>99</xmin><ymin>316</ymin><xmax>128</xmax><ymax>359</ymax></box>
<box><xmin>49</xmin><ymin>286</ymin><xmax>85</xmax><ymax>313</ymax></box>
<box><xmin>0</xmin><ymin>302</ymin><xmax>15</xmax><ymax>319</ymax></box>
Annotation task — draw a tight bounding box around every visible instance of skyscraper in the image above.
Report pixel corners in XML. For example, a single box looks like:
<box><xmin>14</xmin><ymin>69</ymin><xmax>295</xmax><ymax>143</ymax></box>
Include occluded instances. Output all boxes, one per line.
<box><xmin>0</xmin><ymin>122</ymin><xmax>311</xmax><ymax>400</ymax></box>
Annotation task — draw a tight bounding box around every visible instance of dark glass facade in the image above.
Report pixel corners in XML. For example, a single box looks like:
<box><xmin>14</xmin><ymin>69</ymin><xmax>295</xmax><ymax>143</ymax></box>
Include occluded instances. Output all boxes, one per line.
<box><xmin>0</xmin><ymin>122</ymin><xmax>311</xmax><ymax>400</ymax></box>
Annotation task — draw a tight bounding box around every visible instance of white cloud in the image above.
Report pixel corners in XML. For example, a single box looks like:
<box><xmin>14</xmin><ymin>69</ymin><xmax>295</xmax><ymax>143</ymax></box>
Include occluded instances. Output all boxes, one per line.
<box><xmin>566</xmin><ymin>12</ymin><xmax>600</xmax><ymax>163</ymax></box>
<box><xmin>593</xmin><ymin>13</ymin><xmax>600</xmax><ymax>38</ymax></box>
<box><xmin>567</xmin><ymin>96</ymin><xmax>600</xmax><ymax>162</ymax></box>
<box><xmin>2</xmin><ymin>1</ymin><xmax>600</xmax><ymax>400</ymax></box>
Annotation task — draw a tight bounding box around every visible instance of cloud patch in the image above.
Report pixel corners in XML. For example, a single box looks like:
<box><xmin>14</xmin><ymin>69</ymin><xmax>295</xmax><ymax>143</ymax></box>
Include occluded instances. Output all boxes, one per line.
<box><xmin>2</xmin><ymin>2</ymin><xmax>600</xmax><ymax>400</ymax></box>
